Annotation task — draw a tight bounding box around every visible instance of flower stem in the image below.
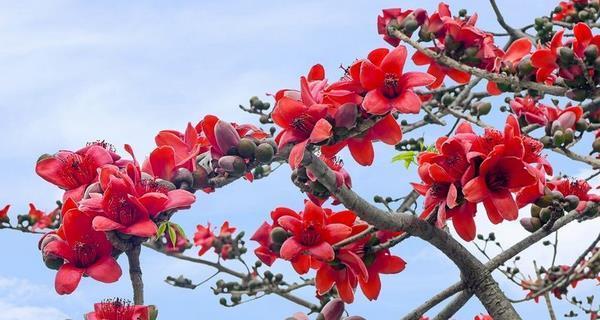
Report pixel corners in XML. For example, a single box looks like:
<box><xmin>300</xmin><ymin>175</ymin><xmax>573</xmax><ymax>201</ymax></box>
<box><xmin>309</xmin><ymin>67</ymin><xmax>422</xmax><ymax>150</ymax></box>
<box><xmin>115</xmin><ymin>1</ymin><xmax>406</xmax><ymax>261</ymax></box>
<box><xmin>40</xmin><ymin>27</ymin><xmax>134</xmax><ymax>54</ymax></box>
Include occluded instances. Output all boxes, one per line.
<box><xmin>126</xmin><ymin>244</ymin><xmax>144</xmax><ymax>305</ymax></box>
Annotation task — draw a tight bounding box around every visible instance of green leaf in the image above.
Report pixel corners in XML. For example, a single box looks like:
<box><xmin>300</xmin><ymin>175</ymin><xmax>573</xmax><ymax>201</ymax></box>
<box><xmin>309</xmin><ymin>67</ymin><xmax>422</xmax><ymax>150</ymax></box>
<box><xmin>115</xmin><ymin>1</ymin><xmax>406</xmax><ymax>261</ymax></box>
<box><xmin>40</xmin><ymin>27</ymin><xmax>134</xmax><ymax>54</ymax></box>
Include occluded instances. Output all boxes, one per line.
<box><xmin>156</xmin><ymin>222</ymin><xmax>167</xmax><ymax>238</ymax></box>
<box><xmin>167</xmin><ymin>224</ymin><xmax>177</xmax><ymax>246</ymax></box>
<box><xmin>391</xmin><ymin>151</ymin><xmax>417</xmax><ymax>169</ymax></box>
<box><xmin>173</xmin><ymin>223</ymin><xmax>186</xmax><ymax>239</ymax></box>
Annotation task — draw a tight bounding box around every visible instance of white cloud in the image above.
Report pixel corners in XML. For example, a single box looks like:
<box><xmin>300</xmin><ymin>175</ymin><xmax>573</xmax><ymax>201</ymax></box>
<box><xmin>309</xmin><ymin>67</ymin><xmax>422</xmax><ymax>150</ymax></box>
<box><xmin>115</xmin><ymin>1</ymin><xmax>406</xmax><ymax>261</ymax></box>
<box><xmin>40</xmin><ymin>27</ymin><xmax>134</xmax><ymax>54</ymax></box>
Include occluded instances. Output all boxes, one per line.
<box><xmin>0</xmin><ymin>276</ymin><xmax>68</xmax><ymax>320</ymax></box>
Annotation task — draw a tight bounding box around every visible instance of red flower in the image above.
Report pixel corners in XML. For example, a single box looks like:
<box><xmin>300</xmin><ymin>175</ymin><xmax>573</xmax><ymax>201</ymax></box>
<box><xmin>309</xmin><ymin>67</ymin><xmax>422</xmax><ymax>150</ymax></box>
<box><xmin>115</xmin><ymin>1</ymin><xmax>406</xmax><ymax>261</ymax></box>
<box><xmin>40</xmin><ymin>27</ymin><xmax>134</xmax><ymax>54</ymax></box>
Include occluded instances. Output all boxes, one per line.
<box><xmin>43</xmin><ymin>199</ymin><xmax>122</xmax><ymax>295</ymax></box>
<box><xmin>0</xmin><ymin>204</ymin><xmax>9</xmax><ymax>221</ymax></box>
<box><xmin>85</xmin><ymin>298</ymin><xmax>149</xmax><ymax>320</ymax></box>
<box><xmin>548</xmin><ymin>178</ymin><xmax>600</xmax><ymax>211</ymax></box>
<box><xmin>474</xmin><ymin>315</ymin><xmax>493</xmax><ymax>320</ymax></box>
<box><xmin>552</xmin><ymin>1</ymin><xmax>576</xmax><ymax>21</ymax></box>
<box><xmin>193</xmin><ymin>221</ymin><xmax>236</xmax><ymax>258</ymax></box>
<box><xmin>531</xmin><ymin>30</ymin><xmax>565</xmax><ymax>83</ymax></box>
<box><xmin>199</xmin><ymin>115</ymin><xmax>268</xmax><ymax>158</ymax></box>
<box><xmin>315</xmin><ymin>248</ymin><xmax>368</xmax><ymax>303</ymax></box>
<box><xmin>546</xmin><ymin>105</ymin><xmax>584</xmax><ymax>131</ymax></box>
<box><xmin>81</xmin><ymin>150</ymin><xmax>196</xmax><ymax>238</ymax></box>
<box><xmin>509</xmin><ymin>96</ymin><xmax>552</xmax><ymax>126</ymax></box>
<box><xmin>250</xmin><ymin>221</ymin><xmax>279</xmax><ymax>266</ymax></box>
<box><xmin>321</xmin><ymin>113</ymin><xmax>403</xmax><ymax>166</ymax></box>
<box><xmin>164</xmin><ymin>226</ymin><xmax>190</xmax><ymax>253</ymax></box>
<box><xmin>463</xmin><ymin>151</ymin><xmax>537</xmax><ymax>222</ymax></box>
<box><xmin>278</xmin><ymin>201</ymin><xmax>352</xmax><ymax>274</ymax></box>
<box><xmin>377</xmin><ymin>8</ymin><xmax>427</xmax><ymax>46</ymax></box>
<box><xmin>359</xmin><ymin>249</ymin><xmax>406</xmax><ymax>300</ymax></box>
<box><xmin>28</xmin><ymin>203</ymin><xmax>57</xmax><ymax>230</ymax></box>
<box><xmin>360</xmin><ymin>46</ymin><xmax>435</xmax><ymax>115</ymax></box>
<box><xmin>36</xmin><ymin>145</ymin><xmax>115</xmax><ymax>201</ymax></box>
<box><xmin>487</xmin><ymin>38</ymin><xmax>532</xmax><ymax>95</ymax></box>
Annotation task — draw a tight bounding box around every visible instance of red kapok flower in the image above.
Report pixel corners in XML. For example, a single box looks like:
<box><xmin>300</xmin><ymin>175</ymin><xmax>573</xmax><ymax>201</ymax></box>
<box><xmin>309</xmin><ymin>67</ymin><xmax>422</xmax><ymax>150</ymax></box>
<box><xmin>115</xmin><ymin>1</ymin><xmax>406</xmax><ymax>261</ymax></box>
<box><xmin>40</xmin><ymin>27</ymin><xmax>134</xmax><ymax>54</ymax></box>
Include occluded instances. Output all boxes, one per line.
<box><xmin>531</xmin><ymin>29</ymin><xmax>565</xmax><ymax>83</ymax></box>
<box><xmin>321</xmin><ymin>113</ymin><xmax>403</xmax><ymax>166</ymax></box>
<box><xmin>193</xmin><ymin>221</ymin><xmax>236</xmax><ymax>258</ymax></box>
<box><xmin>43</xmin><ymin>199</ymin><xmax>122</xmax><ymax>295</ymax></box>
<box><xmin>463</xmin><ymin>152</ymin><xmax>537</xmax><ymax>222</ymax></box>
<box><xmin>85</xmin><ymin>298</ymin><xmax>150</xmax><ymax>320</ymax></box>
<box><xmin>0</xmin><ymin>204</ymin><xmax>9</xmax><ymax>221</ymax></box>
<box><xmin>358</xmin><ymin>249</ymin><xmax>406</xmax><ymax>301</ymax></box>
<box><xmin>360</xmin><ymin>46</ymin><xmax>435</xmax><ymax>115</ymax></box>
<box><xmin>36</xmin><ymin>145</ymin><xmax>115</xmax><ymax>201</ymax></box>
<box><xmin>509</xmin><ymin>96</ymin><xmax>551</xmax><ymax>126</ymax></box>
<box><xmin>487</xmin><ymin>38</ymin><xmax>532</xmax><ymax>95</ymax></box>
<box><xmin>278</xmin><ymin>201</ymin><xmax>352</xmax><ymax>274</ymax></box>
<box><xmin>28</xmin><ymin>203</ymin><xmax>57</xmax><ymax>231</ymax></box>
<box><xmin>553</xmin><ymin>1</ymin><xmax>576</xmax><ymax>21</ymax></box>
<box><xmin>315</xmin><ymin>248</ymin><xmax>368</xmax><ymax>303</ymax></box>
<box><xmin>474</xmin><ymin>315</ymin><xmax>493</xmax><ymax>320</ymax></box>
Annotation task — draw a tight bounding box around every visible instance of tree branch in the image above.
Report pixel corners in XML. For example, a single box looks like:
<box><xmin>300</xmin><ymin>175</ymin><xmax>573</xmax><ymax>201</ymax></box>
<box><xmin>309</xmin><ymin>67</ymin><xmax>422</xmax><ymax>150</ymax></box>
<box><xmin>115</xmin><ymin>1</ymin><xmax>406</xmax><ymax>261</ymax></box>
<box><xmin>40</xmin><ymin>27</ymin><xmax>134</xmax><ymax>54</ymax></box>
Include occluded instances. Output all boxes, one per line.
<box><xmin>390</xmin><ymin>30</ymin><xmax>567</xmax><ymax>96</ymax></box>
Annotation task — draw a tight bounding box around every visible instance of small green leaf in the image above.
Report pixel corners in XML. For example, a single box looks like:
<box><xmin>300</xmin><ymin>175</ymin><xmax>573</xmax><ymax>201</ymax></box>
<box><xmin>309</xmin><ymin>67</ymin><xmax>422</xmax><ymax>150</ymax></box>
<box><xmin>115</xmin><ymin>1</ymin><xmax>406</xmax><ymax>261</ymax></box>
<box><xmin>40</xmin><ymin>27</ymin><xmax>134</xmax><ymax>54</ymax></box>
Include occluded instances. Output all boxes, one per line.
<box><xmin>392</xmin><ymin>151</ymin><xmax>417</xmax><ymax>169</ymax></box>
<box><xmin>156</xmin><ymin>222</ymin><xmax>167</xmax><ymax>238</ymax></box>
<box><xmin>173</xmin><ymin>223</ymin><xmax>186</xmax><ymax>238</ymax></box>
<box><xmin>167</xmin><ymin>224</ymin><xmax>177</xmax><ymax>246</ymax></box>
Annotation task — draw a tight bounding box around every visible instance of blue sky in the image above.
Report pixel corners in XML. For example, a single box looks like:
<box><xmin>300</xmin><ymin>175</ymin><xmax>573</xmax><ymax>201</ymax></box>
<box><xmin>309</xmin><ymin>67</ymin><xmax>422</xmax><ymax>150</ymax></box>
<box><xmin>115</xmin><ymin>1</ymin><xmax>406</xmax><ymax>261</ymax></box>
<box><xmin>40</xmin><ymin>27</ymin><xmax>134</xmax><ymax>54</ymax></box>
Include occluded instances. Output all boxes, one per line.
<box><xmin>0</xmin><ymin>1</ymin><xmax>598</xmax><ymax>319</ymax></box>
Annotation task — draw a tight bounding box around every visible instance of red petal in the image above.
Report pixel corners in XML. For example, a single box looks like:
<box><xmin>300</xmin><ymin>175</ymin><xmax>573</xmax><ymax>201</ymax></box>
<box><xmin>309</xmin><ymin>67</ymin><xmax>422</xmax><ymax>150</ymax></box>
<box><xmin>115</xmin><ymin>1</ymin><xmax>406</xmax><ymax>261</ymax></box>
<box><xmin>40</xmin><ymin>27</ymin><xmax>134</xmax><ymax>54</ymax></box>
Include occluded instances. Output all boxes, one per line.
<box><xmin>381</xmin><ymin>45</ymin><xmax>408</xmax><ymax>76</ymax></box>
<box><xmin>451</xmin><ymin>206</ymin><xmax>476</xmax><ymax>241</ymax></box>
<box><xmin>322</xmin><ymin>224</ymin><xmax>352</xmax><ymax>244</ymax></box>
<box><xmin>486</xmin><ymin>81</ymin><xmax>502</xmax><ymax>95</ymax></box>
<box><xmin>363</xmin><ymin>89</ymin><xmax>391</xmax><ymax>115</ymax></box>
<box><xmin>463</xmin><ymin>176</ymin><xmax>490</xmax><ymax>203</ymax></box>
<box><xmin>348</xmin><ymin>137</ymin><xmax>374</xmax><ymax>166</ymax></box>
<box><xmin>164</xmin><ymin>189</ymin><xmax>196</xmax><ymax>212</ymax></box>
<box><xmin>446</xmin><ymin>68</ymin><xmax>471</xmax><ymax>84</ymax></box>
<box><xmin>370</xmin><ymin>114</ymin><xmax>402</xmax><ymax>145</ymax></box>
<box><xmin>503</xmin><ymin>37</ymin><xmax>532</xmax><ymax>63</ymax></box>
<box><xmin>55</xmin><ymin>264</ymin><xmax>84</xmax><ymax>295</ymax></box>
<box><xmin>367</xmin><ymin>48</ymin><xmax>389</xmax><ymax>65</ymax></box>
<box><xmin>280</xmin><ymin>237</ymin><xmax>304</xmax><ymax>260</ymax></box>
<box><xmin>308</xmin><ymin>242</ymin><xmax>335</xmax><ymax>261</ymax></box>
<box><xmin>390</xmin><ymin>90</ymin><xmax>422</xmax><ymax>114</ymax></box>
<box><xmin>92</xmin><ymin>216</ymin><xmax>123</xmax><ymax>232</ymax></box>
<box><xmin>531</xmin><ymin>49</ymin><xmax>557</xmax><ymax>69</ymax></box>
<box><xmin>138</xmin><ymin>192</ymin><xmax>169</xmax><ymax>217</ymax></box>
<box><xmin>412</xmin><ymin>51</ymin><xmax>432</xmax><ymax>65</ymax></box>
<box><xmin>148</xmin><ymin>146</ymin><xmax>176</xmax><ymax>180</ymax></box>
<box><xmin>359</xmin><ymin>60</ymin><xmax>385</xmax><ymax>91</ymax></box>
<box><xmin>574</xmin><ymin>22</ymin><xmax>592</xmax><ymax>45</ymax></box>
<box><xmin>315</xmin><ymin>265</ymin><xmax>336</xmax><ymax>295</ymax></box>
<box><xmin>85</xmin><ymin>256</ymin><xmax>122</xmax><ymax>283</ymax></box>
<box><xmin>490</xmin><ymin>190</ymin><xmax>519</xmax><ymax>221</ymax></box>
<box><xmin>122</xmin><ymin>219</ymin><xmax>158</xmax><ymax>237</ymax></box>
<box><xmin>291</xmin><ymin>254</ymin><xmax>311</xmax><ymax>274</ymax></box>
<box><xmin>399</xmin><ymin>72</ymin><xmax>436</xmax><ymax>89</ymax></box>
<box><xmin>483</xmin><ymin>198</ymin><xmax>504</xmax><ymax>224</ymax></box>
<box><xmin>307</xmin><ymin>64</ymin><xmax>325</xmax><ymax>81</ymax></box>
<box><xmin>360</xmin><ymin>270</ymin><xmax>381</xmax><ymax>300</ymax></box>
<box><xmin>308</xmin><ymin>119</ymin><xmax>332</xmax><ymax>143</ymax></box>
<box><xmin>288</xmin><ymin>140</ymin><xmax>308</xmax><ymax>169</ymax></box>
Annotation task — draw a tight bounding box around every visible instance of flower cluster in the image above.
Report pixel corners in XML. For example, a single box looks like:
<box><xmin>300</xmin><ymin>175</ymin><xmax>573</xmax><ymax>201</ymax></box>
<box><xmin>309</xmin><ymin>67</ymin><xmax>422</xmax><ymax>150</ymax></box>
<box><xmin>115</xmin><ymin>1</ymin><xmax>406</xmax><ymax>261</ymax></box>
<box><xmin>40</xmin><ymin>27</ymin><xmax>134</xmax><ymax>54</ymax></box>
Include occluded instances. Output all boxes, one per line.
<box><xmin>272</xmin><ymin>49</ymin><xmax>433</xmax><ymax>167</ymax></box>
<box><xmin>413</xmin><ymin>115</ymin><xmax>552</xmax><ymax>241</ymax></box>
<box><xmin>252</xmin><ymin>200</ymin><xmax>405</xmax><ymax>303</ymax></box>
<box><xmin>36</xmin><ymin>142</ymin><xmax>196</xmax><ymax>294</ymax></box>
<box><xmin>146</xmin><ymin>115</ymin><xmax>271</xmax><ymax>192</ymax></box>
<box><xmin>552</xmin><ymin>0</ymin><xmax>599</xmax><ymax>24</ymax></box>
<box><xmin>193</xmin><ymin>221</ymin><xmax>245</xmax><ymax>260</ymax></box>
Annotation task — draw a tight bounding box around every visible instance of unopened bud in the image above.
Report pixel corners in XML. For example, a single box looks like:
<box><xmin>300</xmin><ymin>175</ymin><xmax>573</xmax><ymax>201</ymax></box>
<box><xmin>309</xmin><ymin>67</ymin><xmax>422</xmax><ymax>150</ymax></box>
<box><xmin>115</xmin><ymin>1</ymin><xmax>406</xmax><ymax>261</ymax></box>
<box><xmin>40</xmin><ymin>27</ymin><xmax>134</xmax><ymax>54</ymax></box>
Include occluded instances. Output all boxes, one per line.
<box><xmin>553</xmin><ymin>130</ymin><xmax>565</xmax><ymax>146</ymax></box>
<box><xmin>255</xmin><ymin>143</ymin><xmax>274</xmax><ymax>163</ymax></box>
<box><xmin>530</xmin><ymin>205</ymin><xmax>541</xmax><ymax>218</ymax></box>
<box><xmin>218</xmin><ymin>155</ymin><xmax>247</xmax><ymax>175</ymax></box>
<box><xmin>476</xmin><ymin>102</ymin><xmax>492</xmax><ymax>116</ymax></box>
<box><xmin>321</xmin><ymin>298</ymin><xmax>345</xmax><ymax>320</ymax></box>
<box><xmin>192</xmin><ymin>167</ymin><xmax>209</xmax><ymax>189</ymax></box>
<box><xmin>559</xmin><ymin>47</ymin><xmax>575</xmax><ymax>64</ymax></box>
<box><xmin>237</xmin><ymin>138</ymin><xmax>257</xmax><ymax>159</ymax></box>
<box><xmin>585</xmin><ymin>45</ymin><xmax>599</xmax><ymax>61</ymax></box>
<box><xmin>172</xmin><ymin>168</ymin><xmax>194</xmax><ymax>189</ymax></box>
<box><xmin>520</xmin><ymin>217</ymin><xmax>542</xmax><ymax>232</ymax></box>
<box><xmin>593</xmin><ymin>138</ymin><xmax>600</xmax><ymax>153</ymax></box>
<box><xmin>270</xmin><ymin>227</ymin><xmax>290</xmax><ymax>245</ymax></box>
<box><xmin>563</xmin><ymin>195</ymin><xmax>580</xmax><ymax>211</ymax></box>
<box><xmin>517</xmin><ymin>58</ymin><xmax>534</xmax><ymax>75</ymax></box>
<box><xmin>334</xmin><ymin>103</ymin><xmax>358</xmax><ymax>129</ymax></box>
<box><xmin>214</xmin><ymin>120</ymin><xmax>241</xmax><ymax>155</ymax></box>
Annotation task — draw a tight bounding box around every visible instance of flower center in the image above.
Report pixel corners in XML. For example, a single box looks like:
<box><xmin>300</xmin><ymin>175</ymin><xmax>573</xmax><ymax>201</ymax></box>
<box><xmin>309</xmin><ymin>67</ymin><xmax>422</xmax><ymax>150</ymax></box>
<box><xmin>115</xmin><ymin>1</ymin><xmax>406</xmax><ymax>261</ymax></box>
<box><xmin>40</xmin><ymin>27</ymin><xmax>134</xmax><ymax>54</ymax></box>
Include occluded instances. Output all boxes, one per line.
<box><xmin>107</xmin><ymin>195</ymin><xmax>138</xmax><ymax>227</ymax></box>
<box><xmin>98</xmin><ymin>298</ymin><xmax>135</xmax><ymax>320</ymax></box>
<box><xmin>430</xmin><ymin>183</ymin><xmax>450</xmax><ymax>198</ymax></box>
<box><xmin>291</xmin><ymin>115</ymin><xmax>316</xmax><ymax>135</ymax></box>
<box><xmin>383</xmin><ymin>73</ymin><xmax>401</xmax><ymax>98</ymax></box>
<box><xmin>60</xmin><ymin>154</ymin><xmax>94</xmax><ymax>188</ymax></box>
<box><xmin>74</xmin><ymin>242</ymin><xmax>97</xmax><ymax>268</ymax></box>
<box><xmin>300</xmin><ymin>225</ymin><xmax>321</xmax><ymax>246</ymax></box>
<box><xmin>486</xmin><ymin>170</ymin><xmax>509</xmax><ymax>192</ymax></box>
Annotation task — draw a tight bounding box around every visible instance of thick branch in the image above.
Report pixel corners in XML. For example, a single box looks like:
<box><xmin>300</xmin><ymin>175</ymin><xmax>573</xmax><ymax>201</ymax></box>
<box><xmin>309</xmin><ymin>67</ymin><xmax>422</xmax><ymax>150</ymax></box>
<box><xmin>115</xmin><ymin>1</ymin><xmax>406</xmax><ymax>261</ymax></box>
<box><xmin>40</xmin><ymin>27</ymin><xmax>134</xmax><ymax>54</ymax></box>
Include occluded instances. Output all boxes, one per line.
<box><xmin>400</xmin><ymin>282</ymin><xmax>464</xmax><ymax>320</ymax></box>
<box><xmin>304</xmin><ymin>152</ymin><xmax>521</xmax><ymax>320</ymax></box>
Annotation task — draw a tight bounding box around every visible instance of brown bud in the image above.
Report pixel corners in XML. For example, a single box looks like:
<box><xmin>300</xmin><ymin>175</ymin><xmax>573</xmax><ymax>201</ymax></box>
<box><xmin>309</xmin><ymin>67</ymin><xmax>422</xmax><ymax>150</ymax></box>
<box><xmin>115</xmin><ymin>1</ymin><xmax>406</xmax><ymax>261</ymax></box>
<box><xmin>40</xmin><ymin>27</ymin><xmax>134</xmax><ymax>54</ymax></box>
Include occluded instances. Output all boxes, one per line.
<box><xmin>255</xmin><ymin>143</ymin><xmax>275</xmax><ymax>163</ymax></box>
<box><xmin>192</xmin><ymin>167</ymin><xmax>209</xmax><ymax>189</ymax></box>
<box><xmin>520</xmin><ymin>217</ymin><xmax>542</xmax><ymax>232</ymax></box>
<box><xmin>270</xmin><ymin>227</ymin><xmax>290</xmax><ymax>245</ymax></box>
<box><xmin>218</xmin><ymin>155</ymin><xmax>246</xmax><ymax>175</ymax></box>
<box><xmin>238</xmin><ymin>138</ymin><xmax>257</xmax><ymax>159</ymax></box>
<box><xmin>321</xmin><ymin>298</ymin><xmax>345</xmax><ymax>320</ymax></box>
<box><xmin>172</xmin><ymin>168</ymin><xmax>194</xmax><ymax>189</ymax></box>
